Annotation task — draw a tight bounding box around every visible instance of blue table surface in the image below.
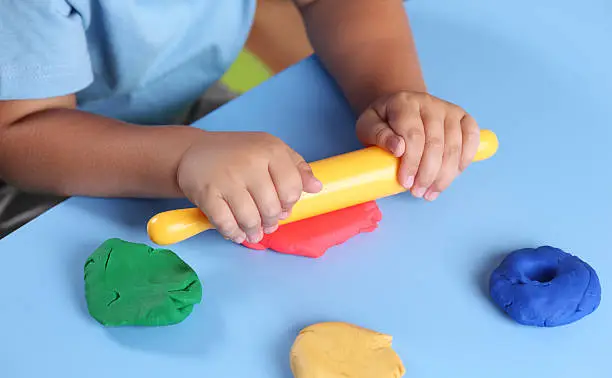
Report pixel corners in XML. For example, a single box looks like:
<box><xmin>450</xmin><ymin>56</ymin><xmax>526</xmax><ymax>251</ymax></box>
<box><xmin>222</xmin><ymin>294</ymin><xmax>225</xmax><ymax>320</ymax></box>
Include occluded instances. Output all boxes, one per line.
<box><xmin>1</xmin><ymin>0</ymin><xmax>611</xmax><ymax>377</ymax></box>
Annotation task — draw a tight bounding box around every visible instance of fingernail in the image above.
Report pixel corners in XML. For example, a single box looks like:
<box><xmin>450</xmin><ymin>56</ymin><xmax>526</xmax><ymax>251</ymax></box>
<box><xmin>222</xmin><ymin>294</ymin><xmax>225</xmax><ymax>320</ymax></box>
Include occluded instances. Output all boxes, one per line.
<box><xmin>280</xmin><ymin>210</ymin><xmax>290</xmax><ymax>220</ymax></box>
<box><xmin>412</xmin><ymin>187</ymin><xmax>426</xmax><ymax>198</ymax></box>
<box><xmin>425</xmin><ymin>190</ymin><xmax>440</xmax><ymax>201</ymax></box>
<box><xmin>232</xmin><ymin>234</ymin><xmax>246</xmax><ymax>244</ymax></box>
<box><xmin>251</xmin><ymin>229</ymin><xmax>263</xmax><ymax>243</ymax></box>
<box><xmin>264</xmin><ymin>225</ymin><xmax>278</xmax><ymax>234</ymax></box>
<box><xmin>247</xmin><ymin>235</ymin><xmax>259</xmax><ymax>244</ymax></box>
<box><xmin>402</xmin><ymin>175</ymin><xmax>415</xmax><ymax>189</ymax></box>
<box><xmin>387</xmin><ymin>136</ymin><xmax>401</xmax><ymax>154</ymax></box>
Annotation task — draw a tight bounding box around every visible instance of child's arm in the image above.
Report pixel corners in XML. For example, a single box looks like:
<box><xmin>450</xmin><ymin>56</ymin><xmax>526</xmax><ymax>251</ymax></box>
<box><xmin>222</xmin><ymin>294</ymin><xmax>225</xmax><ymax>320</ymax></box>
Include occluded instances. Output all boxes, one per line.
<box><xmin>0</xmin><ymin>96</ymin><xmax>321</xmax><ymax>243</ymax></box>
<box><xmin>0</xmin><ymin>95</ymin><xmax>197</xmax><ymax>197</ymax></box>
<box><xmin>296</xmin><ymin>0</ymin><xmax>481</xmax><ymax>201</ymax></box>
<box><xmin>295</xmin><ymin>0</ymin><xmax>425</xmax><ymax>112</ymax></box>
<box><xmin>0</xmin><ymin>2</ymin><xmax>319</xmax><ymax>245</ymax></box>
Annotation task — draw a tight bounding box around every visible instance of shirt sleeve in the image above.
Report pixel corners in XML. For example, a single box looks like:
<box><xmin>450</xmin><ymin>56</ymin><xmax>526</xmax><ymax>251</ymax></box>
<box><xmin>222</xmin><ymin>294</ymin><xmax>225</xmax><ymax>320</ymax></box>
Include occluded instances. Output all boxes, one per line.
<box><xmin>0</xmin><ymin>0</ymin><xmax>93</xmax><ymax>100</ymax></box>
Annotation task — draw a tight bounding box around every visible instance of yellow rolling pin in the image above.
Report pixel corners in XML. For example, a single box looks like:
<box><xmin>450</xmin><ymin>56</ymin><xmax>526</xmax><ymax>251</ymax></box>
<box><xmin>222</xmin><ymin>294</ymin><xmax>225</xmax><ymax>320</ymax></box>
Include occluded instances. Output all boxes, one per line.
<box><xmin>148</xmin><ymin>129</ymin><xmax>499</xmax><ymax>245</ymax></box>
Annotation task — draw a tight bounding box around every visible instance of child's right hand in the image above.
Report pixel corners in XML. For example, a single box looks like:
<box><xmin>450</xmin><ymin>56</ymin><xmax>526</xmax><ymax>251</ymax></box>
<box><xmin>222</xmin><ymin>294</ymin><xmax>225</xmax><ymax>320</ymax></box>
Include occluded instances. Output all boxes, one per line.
<box><xmin>177</xmin><ymin>131</ymin><xmax>322</xmax><ymax>244</ymax></box>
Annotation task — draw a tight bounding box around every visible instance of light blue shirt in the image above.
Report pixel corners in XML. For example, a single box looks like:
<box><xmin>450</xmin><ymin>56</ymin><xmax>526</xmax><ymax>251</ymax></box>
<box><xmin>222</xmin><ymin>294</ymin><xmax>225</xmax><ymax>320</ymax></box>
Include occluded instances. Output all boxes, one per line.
<box><xmin>0</xmin><ymin>0</ymin><xmax>256</xmax><ymax>124</ymax></box>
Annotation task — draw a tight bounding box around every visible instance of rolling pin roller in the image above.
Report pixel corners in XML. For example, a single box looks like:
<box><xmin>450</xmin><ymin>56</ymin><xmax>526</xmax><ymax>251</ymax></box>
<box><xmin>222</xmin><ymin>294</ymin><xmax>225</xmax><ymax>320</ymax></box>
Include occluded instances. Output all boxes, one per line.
<box><xmin>148</xmin><ymin>129</ymin><xmax>499</xmax><ymax>245</ymax></box>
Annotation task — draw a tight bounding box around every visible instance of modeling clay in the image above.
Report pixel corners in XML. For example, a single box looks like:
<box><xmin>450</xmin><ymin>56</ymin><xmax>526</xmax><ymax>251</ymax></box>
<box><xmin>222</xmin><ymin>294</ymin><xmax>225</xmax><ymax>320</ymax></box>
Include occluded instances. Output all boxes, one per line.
<box><xmin>84</xmin><ymin>238</ymin><xmax>202</xmax><ymax>327</ymax></box>
<box><xmin>489</xmin><ymin>246</ymin><xmax>601</xmax><ymax>327</ymax></box>
<box><xmin>290</xmin><ymin>322</ymin><xmax>405</xmax><ymax>378</ymax></box>
<box><xmin>242</xmin><ymin>201</ymin><xmax>382</xmax><ymax>258</ymax></box>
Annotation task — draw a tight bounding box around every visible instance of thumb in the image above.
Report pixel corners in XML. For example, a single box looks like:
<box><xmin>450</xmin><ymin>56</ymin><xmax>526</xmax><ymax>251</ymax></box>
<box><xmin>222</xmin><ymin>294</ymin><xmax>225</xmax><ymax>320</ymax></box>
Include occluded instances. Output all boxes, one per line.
<box><xmin>356</xmin><ymin>108</ymin><xmax>405</xmax><ymax>157</ymax></box>
<box><xmin>289</xmin><ymin>151</ymin><xmax>322</xmax><ymax>194</ymax></box>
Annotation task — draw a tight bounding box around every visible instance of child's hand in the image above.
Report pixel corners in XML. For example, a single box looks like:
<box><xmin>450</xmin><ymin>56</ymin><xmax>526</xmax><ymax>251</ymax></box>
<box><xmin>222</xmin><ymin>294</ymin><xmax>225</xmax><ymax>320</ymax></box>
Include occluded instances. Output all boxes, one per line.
<box><xmin>177</xmin><ymin>132</ymin><xmax>322</xmax><ymax>244</ymax></box>
<box><xmin>355</xmin><ymin>91</ymin><xmax>480</xmax><ymax>201</ymax></box>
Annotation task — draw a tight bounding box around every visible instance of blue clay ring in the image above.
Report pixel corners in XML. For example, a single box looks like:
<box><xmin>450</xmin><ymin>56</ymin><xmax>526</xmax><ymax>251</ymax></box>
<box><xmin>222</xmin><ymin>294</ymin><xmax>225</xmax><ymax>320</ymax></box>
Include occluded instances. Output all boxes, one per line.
<box><xmin>489</xmin><ymin>246</ymin><xmax>601</xmax><ymax>327</ymax></box>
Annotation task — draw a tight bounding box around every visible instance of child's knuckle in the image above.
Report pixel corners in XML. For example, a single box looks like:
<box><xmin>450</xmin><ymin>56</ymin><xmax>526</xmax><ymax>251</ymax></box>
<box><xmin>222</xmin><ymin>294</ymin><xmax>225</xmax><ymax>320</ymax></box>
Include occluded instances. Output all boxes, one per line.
<box><xmin>425</xmin><ymin>137</ymin><xmax>444</xmax><ymax>150</ymax></box>
<box><xmin>405</xmin><ymin>127</ymin><xmax>424</xmax><ymax>142</ymax></box>
<box><xmin>445</xmin><ymin>144</ymin><xmax>461</xmax><ymax>158</ymax></box>
<box><xmin>214</xmin><ymin>218</ymin><xmax>237</xmax><ymax>235</ymax></box>
<box><xmin>261</xmin><ymin>203</ymin><xmax>281</xmax><ymax>220</ymax></box>
<box><xmin>239</xmin><ymin>217</ymin><xmax>261</xmax><ymax>231</ymax></box>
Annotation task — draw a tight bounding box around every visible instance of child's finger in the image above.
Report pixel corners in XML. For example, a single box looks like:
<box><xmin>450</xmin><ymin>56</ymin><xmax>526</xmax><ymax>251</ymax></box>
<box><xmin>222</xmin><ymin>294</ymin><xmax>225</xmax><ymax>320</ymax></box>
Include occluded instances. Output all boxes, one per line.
<box><xmin>425</xmin><ymin>117</ymin><xmax>463</xmax><ymax>201</ymax></box>
<box><xmin>298</xmin><ymin>160</ymin><xmax>322</xmax><ymax>194</ymax></box>
<box><xmin>356</xmin><ymin>108</ymin><xmax>404</xmax><ymax>156</ymax></box>
<box><xmin>247</xmin><ymin>177</ymin><xmax>282</xmax><ymax>234</ymax></box>
<box><xmin>199</xmin><ymin>193</ymin><xmax>246</xmax><ymax>243</ymax></box>
<box><xmin>225</xmin><ymin>189</ymin><xmax>263</xmax><ymax>243</ymax></box>
<box><xmin>459</xmin><ymin>114</ymin><xmax>480</xmax><ymax>171</ymax></box>
<box><xmin>411</xmin><ymin>107</ymin><xmax>444</xmax><ymax>198</ymax></box>
<box><xmin>269</xmin><ymin>154</ymin><xmax>303</xmax><ymax>218</ymax></box>
<box><xmin>288</xmin><ymin>151</ymin><xmax>322</xmax><ymax>194</ymax></box>
<box><xmin>386</xmin><ymin>99</ymin><xmax>423</xmax><ymax>189</ymax></box>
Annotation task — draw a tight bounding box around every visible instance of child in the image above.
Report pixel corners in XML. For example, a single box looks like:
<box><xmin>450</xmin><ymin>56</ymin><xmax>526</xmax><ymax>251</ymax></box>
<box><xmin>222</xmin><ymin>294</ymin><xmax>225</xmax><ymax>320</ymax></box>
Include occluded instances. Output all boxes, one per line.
<box><xmin>0</xmin><ymin>0</ymin><xmax>480</xmax><ymax>244</ymax></box>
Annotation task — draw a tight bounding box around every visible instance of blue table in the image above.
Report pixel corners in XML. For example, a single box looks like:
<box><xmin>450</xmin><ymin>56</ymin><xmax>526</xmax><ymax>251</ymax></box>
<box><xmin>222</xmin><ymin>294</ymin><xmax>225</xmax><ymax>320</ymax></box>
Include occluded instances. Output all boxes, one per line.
<box><xmin>1</xmin><ymin>0</ymin><xmax>610</xmax><ymax>376</ymax></box>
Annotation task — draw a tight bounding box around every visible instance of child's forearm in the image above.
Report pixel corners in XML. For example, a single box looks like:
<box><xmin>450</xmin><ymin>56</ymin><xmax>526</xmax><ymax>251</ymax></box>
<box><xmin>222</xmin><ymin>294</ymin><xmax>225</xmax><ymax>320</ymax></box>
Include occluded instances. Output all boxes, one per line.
<box><xmin>298</xmin><ymin>0</ymin><xmax>426</xmax><ymax>113</ymax></box>
<box><xmin>0</xmin><ymin>107</ymin><xmax>201</xmax><ymax>197</ymax></box>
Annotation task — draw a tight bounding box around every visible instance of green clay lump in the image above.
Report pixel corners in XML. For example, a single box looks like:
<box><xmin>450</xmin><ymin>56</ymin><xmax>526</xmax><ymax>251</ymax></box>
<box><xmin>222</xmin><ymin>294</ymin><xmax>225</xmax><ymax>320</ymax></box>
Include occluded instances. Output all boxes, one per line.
<box><xmin>84</xmin><ymin>238</ymin><xmax>202</xmax><ymax>327</ymax></box>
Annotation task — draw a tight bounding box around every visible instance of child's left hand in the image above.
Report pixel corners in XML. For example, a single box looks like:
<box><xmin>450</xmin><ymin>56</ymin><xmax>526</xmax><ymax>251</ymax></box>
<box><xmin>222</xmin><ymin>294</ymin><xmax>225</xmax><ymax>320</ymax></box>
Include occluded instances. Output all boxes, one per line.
<box><xmin>355</xmin><ymin>91</ymin><xmax>480</xmax><ymax>201</ymax></box>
